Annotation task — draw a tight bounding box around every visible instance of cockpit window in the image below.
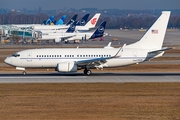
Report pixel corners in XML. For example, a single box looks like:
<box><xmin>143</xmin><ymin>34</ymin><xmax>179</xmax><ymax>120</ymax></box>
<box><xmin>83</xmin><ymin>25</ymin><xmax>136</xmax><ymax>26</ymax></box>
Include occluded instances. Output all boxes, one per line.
<box><xmin>12</xmin><ymin>53</ymin><xmax>20</xmax><ymax>57</ymax></box>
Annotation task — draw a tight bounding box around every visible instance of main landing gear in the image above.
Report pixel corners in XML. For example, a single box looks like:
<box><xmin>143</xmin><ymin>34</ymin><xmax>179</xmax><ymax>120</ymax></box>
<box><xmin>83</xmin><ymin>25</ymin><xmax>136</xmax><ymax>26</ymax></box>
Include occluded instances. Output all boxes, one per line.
<box><xmin>84</xmin><ymin>69</ymin><xmax>92</xmax><ymax>76</ymax></box>
<box><xmin>22</xmin><ymin>71</ymin><xmax>27</xmax><ymax>75</ymax></box>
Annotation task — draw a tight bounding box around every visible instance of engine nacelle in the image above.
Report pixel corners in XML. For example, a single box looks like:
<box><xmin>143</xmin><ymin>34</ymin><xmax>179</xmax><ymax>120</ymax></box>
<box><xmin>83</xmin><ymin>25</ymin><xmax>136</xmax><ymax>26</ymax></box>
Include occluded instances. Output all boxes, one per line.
<box><xmin>56</xmin><ymin>62</ymin><xmax>77</xmax><ymax>72</ymax></box>
<box><xmin>54</xmin><ymin>38</ymin><xmax>61</xmax><ymax>43</ymax></box>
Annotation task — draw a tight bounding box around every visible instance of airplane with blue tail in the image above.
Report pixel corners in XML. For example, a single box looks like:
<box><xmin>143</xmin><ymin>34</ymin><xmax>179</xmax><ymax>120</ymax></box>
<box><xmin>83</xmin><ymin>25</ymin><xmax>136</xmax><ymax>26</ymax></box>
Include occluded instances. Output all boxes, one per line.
<box><xmin>42</xmin><ymin>15</ymin><xmax>55</xmax><ymax>25</ymax></box>
<box><xmin>54</xmin><ymin>15</ymin><xmax>66</xmax><ymax>25</ymax></box>
<box><xmin>38</xmin><ymin>21</ymin><xmax>106</xmax><ymax>43</ymax></box>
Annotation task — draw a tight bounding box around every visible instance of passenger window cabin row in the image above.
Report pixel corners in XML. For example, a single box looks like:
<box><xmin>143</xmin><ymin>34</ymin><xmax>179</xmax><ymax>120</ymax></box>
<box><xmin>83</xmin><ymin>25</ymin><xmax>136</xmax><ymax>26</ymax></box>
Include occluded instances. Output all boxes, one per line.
<box><xmin>36</xmin><ymin>54</ymin><xmax>111</xmax><ymax>58</ymax></box>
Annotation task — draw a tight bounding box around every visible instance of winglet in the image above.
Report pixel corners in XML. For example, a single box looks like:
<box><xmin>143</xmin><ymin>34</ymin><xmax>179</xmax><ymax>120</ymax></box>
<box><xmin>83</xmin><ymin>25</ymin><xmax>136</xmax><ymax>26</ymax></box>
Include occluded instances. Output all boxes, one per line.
<box><xmin>107</xmin><ymin>42</ymin><xmax>112</xmax><ymax>47</ymax></box>
<box><xmin>112</xmin><ymin>44</ymin><xmax>126</xmax><ymax>58</ymax></box>
<box><xmin>104</xmin><ymin>42</ymin><xmax>114</xmax><ymax>49</ymax></box>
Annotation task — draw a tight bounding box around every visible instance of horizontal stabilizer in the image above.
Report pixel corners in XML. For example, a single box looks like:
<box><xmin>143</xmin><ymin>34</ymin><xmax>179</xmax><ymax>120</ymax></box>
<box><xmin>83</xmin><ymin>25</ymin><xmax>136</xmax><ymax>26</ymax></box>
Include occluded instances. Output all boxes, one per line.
<box><xmin>148</xmin><ymin>47</ymin><xmax>172</xmax><ymax>54</ymax></box>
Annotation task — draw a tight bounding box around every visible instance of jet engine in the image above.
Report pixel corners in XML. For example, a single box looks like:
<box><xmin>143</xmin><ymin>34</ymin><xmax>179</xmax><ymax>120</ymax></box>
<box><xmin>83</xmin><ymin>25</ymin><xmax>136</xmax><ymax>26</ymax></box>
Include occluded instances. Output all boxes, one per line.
<box><xmin>54</xmin><ymin>38</ymin><xmax>62</xmax><ymax>43</ymax></box>
<box><xmin>55</xmin><ymin>62</ymin><xmax>77</xmax><ymax>72</ymax></box>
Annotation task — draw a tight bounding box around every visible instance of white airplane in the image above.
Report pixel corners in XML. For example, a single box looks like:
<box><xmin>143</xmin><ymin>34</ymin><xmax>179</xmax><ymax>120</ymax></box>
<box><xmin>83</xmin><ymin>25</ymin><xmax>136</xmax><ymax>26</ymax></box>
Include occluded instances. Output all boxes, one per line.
<box><xmin>33</xmin><ymin>13</ymin><xmax>101</xmax><ymax>33</ymax></box>
<box><xmin>40</xmin><ymin>21</ymin><xmax>106</xmax><ymax>43</ymax></box>
<box><xmin>39</xmin><ymin>21</ymin><xmax>77</xmax><ymax>42</ymax></box>
<box><xmin>65</xmin><ymin>21</ymin><xmax>106</xmax><ymax>41</ymax></box>
<box><xmin>4</xmin><ymin>11</ymin><xmax>171</xmax><ymax>75</ymax></box>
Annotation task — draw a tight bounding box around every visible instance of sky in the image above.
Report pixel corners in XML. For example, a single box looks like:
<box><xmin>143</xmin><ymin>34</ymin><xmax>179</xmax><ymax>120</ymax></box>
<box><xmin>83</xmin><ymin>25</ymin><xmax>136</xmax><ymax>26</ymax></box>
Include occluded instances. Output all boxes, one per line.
<box><xmin>0</xmin><ymin>0</ymin><xmax>180</xmax><ymax>10</ymax></box>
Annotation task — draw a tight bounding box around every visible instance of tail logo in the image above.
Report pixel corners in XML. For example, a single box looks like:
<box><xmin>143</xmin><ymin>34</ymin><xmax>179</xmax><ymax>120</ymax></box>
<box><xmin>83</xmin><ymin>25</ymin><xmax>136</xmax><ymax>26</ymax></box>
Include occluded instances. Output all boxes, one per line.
<box><xmin>98</xmin><ymin>26</ymin><xmax>104</xmax><ymax>33</ymax></box>
<box><xmin>71</xmin><ymin>26</ymin><xmax>75</xmax><ymax>31</ymax></box>
<box><xmin>80</xmin><ymin>19</ymin><xmax>86</xmax><ymax>25</ymax></box>
<box><xmin>70</xmin><ymin>24</ymin><xmax>75</xmax><ymax>31</ymax></box>
<box><xmin>91</xmin><ymin>18</ymin><xmax>97</xmax><ymax>25</ymax></box>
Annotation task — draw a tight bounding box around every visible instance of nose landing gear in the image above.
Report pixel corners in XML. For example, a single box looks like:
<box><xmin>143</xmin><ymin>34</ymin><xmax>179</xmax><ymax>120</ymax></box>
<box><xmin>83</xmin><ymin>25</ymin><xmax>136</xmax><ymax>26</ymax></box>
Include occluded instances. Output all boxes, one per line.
<box><xmin>22</xmin><ymin>71</ymin><xmax>27</xmax><ymax>75</ymax></box>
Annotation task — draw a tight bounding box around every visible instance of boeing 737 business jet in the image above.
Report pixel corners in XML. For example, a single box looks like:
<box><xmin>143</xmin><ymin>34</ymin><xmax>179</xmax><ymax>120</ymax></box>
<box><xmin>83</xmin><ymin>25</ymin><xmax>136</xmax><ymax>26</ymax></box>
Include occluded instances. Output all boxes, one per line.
<box><xmin>4</xmin><ymin>11</ymin><xmax>171</xmax><ymax>75</ymax></box>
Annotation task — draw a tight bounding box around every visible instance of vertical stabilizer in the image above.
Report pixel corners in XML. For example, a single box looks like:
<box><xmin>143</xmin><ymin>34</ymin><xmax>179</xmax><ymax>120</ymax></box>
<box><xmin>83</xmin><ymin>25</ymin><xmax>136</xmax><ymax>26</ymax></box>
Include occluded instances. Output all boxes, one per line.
<box><xmin>127</xmin><ymin>11</ymin><xmax>171</xmax><ymax>50</ymax></box>
<box><xmin>76</xmin><ymin>14</ymin><xmax>90</xmax><ymax>26</ymax></box>
<box><xmin>42</xmin><ymin>15</ymin><xmax>54</xmax><ymax>25</ymax></box>
<box><xmin>55</xmin><ymin>15</ymin><xmax>66</xmax><ymax>25</ymax></box>
<box><xmin>66</xmin><ymin>14</ymin><xmax>78</xmax><ymax>25</ymax></box>
<box><xmin>84</xmin><ymin>13</ymin><xmax>101</xmax><ymax>28</ymax></box>
<box><xmin>66</xmin><ymin>21</ymin><xmax>77</xmax><ymax>33</ymax></box>
<box><xmin>90</xmin><ymin>21</ymin><xmax>106</xmax><ymax>39</ymax></box>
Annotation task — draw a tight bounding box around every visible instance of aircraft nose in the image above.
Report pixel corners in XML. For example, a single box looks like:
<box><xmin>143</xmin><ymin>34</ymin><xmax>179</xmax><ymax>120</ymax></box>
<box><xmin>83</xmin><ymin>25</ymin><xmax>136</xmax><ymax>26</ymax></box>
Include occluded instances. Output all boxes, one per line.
<box><xmin>4</xmin><ymin>57</ymin><xmax>11</xmax><ymax>65</ymax></box>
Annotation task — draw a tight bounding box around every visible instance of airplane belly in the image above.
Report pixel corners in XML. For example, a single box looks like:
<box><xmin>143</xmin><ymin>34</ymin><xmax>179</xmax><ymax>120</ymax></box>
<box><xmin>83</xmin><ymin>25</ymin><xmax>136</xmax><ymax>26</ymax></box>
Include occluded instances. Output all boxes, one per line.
<box><xmin>106</xmin><ymin>59</ymin><xmax>137</xmax><ymax>67</ymax></box>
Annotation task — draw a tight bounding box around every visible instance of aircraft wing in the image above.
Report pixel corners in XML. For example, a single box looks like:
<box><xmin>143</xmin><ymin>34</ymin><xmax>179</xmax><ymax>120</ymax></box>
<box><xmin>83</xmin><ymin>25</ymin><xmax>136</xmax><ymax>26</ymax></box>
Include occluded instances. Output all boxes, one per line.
<box><xmin>76</xmin><ymin>44</ymin><xmax>126</xmax><ymax>68</ymax></box>
<box><xmin>60</xmin><ymin>35</ymin><xmax>76</xmax><ymax>40</ymax></box>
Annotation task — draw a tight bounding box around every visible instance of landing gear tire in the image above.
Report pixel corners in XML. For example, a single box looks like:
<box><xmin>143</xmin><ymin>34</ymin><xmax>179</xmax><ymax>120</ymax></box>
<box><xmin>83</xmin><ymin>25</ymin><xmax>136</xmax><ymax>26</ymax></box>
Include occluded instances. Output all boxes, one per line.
<box><xmin>65</xmin><ymin>40</ymin><xmax>68</xmax><ymax>44</ymax></box>
<box><xmin>22</xmin><ymin>71</ymin><xmax>27</xmax><ymax>75</ymax></box>
<box><xmin>84</xmin><ymin>69</ymin><xmax>92</xmax><ymax>76</ymax></box>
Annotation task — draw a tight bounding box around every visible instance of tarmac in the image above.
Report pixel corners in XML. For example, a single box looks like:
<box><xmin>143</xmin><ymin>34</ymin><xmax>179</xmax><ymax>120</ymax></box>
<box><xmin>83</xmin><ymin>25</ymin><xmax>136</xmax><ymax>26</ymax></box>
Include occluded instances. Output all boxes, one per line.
<box><xmin>0</xmin><ymin>72</ymin><xmax>180</xmax><ymax>83</ymax></box>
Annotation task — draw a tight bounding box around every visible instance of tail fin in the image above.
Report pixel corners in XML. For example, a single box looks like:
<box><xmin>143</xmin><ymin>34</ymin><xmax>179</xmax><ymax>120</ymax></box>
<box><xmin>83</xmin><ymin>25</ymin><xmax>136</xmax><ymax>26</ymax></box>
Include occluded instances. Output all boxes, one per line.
<box><xmin>55</xmin><ymin>15</ymin><xmax>66</xmax><ymax>25</ymax></box>
<box><xmin>84</xmin><ymin>13</ymin><xmax>101</xmax><ymax>29</ymax></box>
<box><xmin>90</xmin><ymin>21</ymin><xmax>106</xmax><ymax>39</ymax></box>
<box><xmin>42</xmin><ymin>15</ymin><xmax>55</xmax><ymax>25</ymax></box>
<box><xmin>46</xmin><ymin>16</ymin><xmax>55</xmax><ymax>25</ymax></box>
<box><xmin>76</xmin><ymin>14</ymin><xmax>90</xmax><ymax>26</ymax></box>
<box><xmin>66</xmin><ymin>14</ymin><xmax>78</xmax><ymax>25</ymax></box>
<box><xmin>127</xmin><ymin>11</ymin><xmax>171</xmax><ymax>50</ymax></box>
<box><xmin>66</xmin><ymin>21</ymin><xmax>77</xmax><ymax>33</ymax></box>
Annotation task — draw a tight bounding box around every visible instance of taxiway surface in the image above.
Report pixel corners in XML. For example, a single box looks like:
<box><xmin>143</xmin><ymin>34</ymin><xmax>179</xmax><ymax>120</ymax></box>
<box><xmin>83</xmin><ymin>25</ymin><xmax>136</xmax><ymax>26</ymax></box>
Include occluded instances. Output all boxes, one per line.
<box><xmin>0</xmin><ymin>72</ymin><xmax>180</xmax><ymax>83</ymax></box>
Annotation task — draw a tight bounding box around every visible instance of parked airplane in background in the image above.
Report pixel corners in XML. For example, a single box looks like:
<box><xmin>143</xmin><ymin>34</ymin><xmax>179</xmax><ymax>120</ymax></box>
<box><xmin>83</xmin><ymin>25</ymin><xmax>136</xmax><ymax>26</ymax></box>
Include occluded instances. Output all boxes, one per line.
<box><xmin>40</xmin><ymin>21</ymin><xmax>106</xmax><ymax>43</ymax></box>
<box><xmin>32</xmin><ymin>13</ymin><xmax>101</xmax><ymax>40</ymax></box>
<box><xmin>34</xmin><ymin>14</ymin><xmax>89</xmax><ymax>33</ymax></box>
<box><xmin>39</xmin><ymin>21</ymin><xmax>77</xmax><ymax>42</ymax></box>
<box><xmin>9</xmin><ymin>15</ymin><xmax>56</xmax><ymax>28</ymax></box>
<box><xmin>9</xmin><ymin>15</ymin><xmax>66</xmax><ymax>29</ymax></box>
<box><xmin>65</xmin><ymin>21</ymin><xmax>106</xmax><ymax>42</ymax></box>
<box><xmin>32</xmin><ymin>14</ymin><xmax>78</xmax><ymax>30</ymax></box>
<box><xmin>33</xmin><ymin>13</ymin><xmax>100</xmax><ymax>32</ymax></box>
<box><xmin>4</xmin><ymin>11</ymin><xmax>171</xmax><ymax>75</ymax></box>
